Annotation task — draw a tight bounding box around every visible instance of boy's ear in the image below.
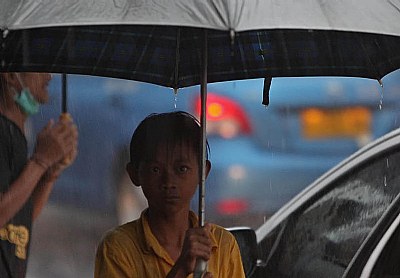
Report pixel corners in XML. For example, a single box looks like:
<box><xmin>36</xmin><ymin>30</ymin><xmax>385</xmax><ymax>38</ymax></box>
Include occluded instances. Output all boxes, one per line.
<box><xmin>126</xmin><ymin>162</ymin><xmax>141</xmax><ymax>187</ymax></box>
<box><xmin>205</xmin><ymin>160</ymin><xmax>212</xmax><ymax>178</ymax></box>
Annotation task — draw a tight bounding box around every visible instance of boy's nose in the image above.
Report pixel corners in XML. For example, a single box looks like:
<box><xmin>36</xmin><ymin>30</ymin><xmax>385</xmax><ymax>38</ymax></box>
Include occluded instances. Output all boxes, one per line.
<box><xmin>161</xmin><ymin>170</ymin><xmax>176</xmax><ymax>189</ymax></box>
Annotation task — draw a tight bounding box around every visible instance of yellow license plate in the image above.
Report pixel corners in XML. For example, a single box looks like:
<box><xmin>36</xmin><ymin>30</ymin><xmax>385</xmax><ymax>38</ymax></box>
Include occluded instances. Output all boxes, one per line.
<box><xmin>301</xmin><ymin>107</ymin><xmax>371</xmax><ymax>139</ymax></box>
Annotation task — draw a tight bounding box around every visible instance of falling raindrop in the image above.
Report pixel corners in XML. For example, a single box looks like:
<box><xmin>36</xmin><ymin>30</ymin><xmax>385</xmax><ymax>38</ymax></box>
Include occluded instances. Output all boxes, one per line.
<box><xmin>384</xmin><ymin>175</ymin><xmax>387</xmax><ymax>187</ymax></box>
<box><xmin>173</xmin><ymin>88</ymin><xmax>179</xmax><ymax>109</ymax></box>
<box><xmin>377</xmin><ymin>79</ymin><xmax>384</xmax><ymax>110</ymax></box>
<box><xmin>257</xmin><ymin>32</ymin><xmax>265</xmax><ymax>62</ymax></box>
<box><xmin>269</xmin><ymin>179</ymin><xmax>272</xmax><ymax>192</ymax></box>
<box><xmin>386</xmin><ymin>158</ymin><xmax>390</xmax><ymax>168</ymax></box>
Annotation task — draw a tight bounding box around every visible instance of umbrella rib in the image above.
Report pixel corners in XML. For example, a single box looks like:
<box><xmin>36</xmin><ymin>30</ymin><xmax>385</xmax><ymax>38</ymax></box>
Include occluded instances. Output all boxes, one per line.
<box><xmin>356</xmin><ymin>33</ymin><xmax>381</xmax><ymax>80</ymax></box>
<box><xmin>22</xmin><ymin>30</ymin><xmax>29</xmax><ymax>66</ymax></box>
<box><xmin>322</xmin><ymin>31</ymin><xmax>336</xmax><ymax>71</ymax></box>
<box><xmin>93</xmin><ymin>27</ymin><xmax>115</xmax><ymax>74</ymax></box>
<box><xmin>52</xmin><ymin>27</ymin><xmax>73</xmax><ymax>73</ymax></box>
<box><xmin>132</xmin><ymin>26</ymin><xmax>155</xmax><ymax>80</ymax></box>
<box><xmin>278</xmin><ymin>30</ymin><xmax>291</xmax><ymax>71</ymax></box>
<box><xmin>237</xmin><ymin>34</ymin><xmax>249</xmax><ymax>77</ymax></box>
<box><xmin>173</xmin><ymin>27</ymin><xmax>180</xmax><ymax>91</ymax></box>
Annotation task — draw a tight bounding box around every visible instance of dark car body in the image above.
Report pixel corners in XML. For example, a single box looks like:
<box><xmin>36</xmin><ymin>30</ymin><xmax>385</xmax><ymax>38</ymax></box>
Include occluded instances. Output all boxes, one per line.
<box><xmin>234</xmin><ymin>126</ymin><xmax>400</xmax><ymax>277</ymax></box>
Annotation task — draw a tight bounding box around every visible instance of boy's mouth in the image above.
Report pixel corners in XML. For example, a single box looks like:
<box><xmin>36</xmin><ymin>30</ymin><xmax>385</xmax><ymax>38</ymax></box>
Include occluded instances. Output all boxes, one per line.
<box><xmin>164</xmin><ymin>194</ymin><xmax>180</xmax><ymax>201</ymax></box>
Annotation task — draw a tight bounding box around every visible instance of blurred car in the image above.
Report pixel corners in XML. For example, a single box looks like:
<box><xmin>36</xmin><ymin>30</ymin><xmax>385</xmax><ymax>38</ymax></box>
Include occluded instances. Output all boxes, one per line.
<box><xmin>28</xmin><ymin>69</ymin><xmax>400</xmax><ymax>227</ymax></box>
<box><xmin>235</xmin><ymin>126</ymin><xmax>400</xmax><ymax>277</ymax></box>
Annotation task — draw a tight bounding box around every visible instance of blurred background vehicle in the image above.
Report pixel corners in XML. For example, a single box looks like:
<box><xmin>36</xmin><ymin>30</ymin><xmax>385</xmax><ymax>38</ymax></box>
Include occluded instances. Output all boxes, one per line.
<box><xmin>250</xmin><ymin>124</ymin><xmax>400</xmax><ymax>278</ymax></box>
<box><xmin>28</xmin><ymin>69</ymin><xmax>400</xmax><ymax>228</ymax></box>
<box><xmin>25</xmin><ymin>69</ymin><xmax>400</xmax><ymax>277</ymax></box>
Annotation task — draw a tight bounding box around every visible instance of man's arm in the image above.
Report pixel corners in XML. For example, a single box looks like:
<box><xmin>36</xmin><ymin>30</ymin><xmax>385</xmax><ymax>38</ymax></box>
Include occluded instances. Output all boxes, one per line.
<box><xmin>31</xmin><ymin>115</ymin><xmax>78</xmax><ymax>221</ymax></box>
<box><xmin>0</xmin><ymin>159</ymin><xmax>47</xmax><ymax>228</ymax></box>
<box><xmin>1</xmin><ymin>117</ymin><xmax>78</xmax><ymax>227</ymax></box>
<box><xmin>31</xmin><ymin>147</ymin><xmax>77</xmax><ymax>221</ymax></box>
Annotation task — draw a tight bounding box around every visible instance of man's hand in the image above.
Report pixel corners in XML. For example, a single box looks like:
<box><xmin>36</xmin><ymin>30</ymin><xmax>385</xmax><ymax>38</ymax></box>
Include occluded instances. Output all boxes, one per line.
<box><xmin>32</xmin><ymin>113</ymin><xmax>78</xmax><ymax>171</ymax></box>
<box><xmin>42</xmin><ymin>146</ymin><xmax>78</xmax><ymax>183</ymax></box>
<box><xmin>39</xmin><ymin>114</ymin><xmax>78</xmax><ymax>182</ymax></box>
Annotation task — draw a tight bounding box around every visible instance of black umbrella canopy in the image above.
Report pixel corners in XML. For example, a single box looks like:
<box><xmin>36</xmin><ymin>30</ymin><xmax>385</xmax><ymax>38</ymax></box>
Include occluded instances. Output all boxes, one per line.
<box><xmin>1</xmin><ymin>0</ymin><xmax>400</xmax><ymax>87</ymax></box>
<box><xmin>1</xmin><ymin>25</ymin><xmax>400</xmax><ymax>88</ymax></box>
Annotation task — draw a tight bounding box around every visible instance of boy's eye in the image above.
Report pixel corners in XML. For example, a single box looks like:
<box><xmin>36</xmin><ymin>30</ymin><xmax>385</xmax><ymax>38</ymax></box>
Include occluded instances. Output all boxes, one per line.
<box><xmin>145</xmin><ymin>165</ymin><xmax>160</xmax><ymax>173</ymax></box>
<box><xmin>151</xmin><ymin>167</ymin><xmax>160</xmax><ymax>173</ymax></box>
<box><xmin>178</xmin><ymin>166</ymin><xmax>189</xmax><ymax>173</ymax></box>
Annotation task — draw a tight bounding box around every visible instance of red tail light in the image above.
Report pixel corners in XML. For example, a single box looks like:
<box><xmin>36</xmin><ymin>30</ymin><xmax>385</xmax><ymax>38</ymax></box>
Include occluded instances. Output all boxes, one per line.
<box><xmin>193</xmin><ymin>93</ymin><xmax>252</xmax><ymax>138</ymax></box>
<box><xmin>216</xmin><ymin>198</ymin><xmax>249</xmax><ymax>215</ymax></box>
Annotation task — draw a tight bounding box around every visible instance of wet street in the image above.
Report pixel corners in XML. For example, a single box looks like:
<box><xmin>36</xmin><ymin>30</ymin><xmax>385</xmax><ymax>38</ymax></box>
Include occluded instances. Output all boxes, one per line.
<box><xmin>26</xmin><ymin>204</ymin><xmax>117</xmax><ymax>278</ymax></box>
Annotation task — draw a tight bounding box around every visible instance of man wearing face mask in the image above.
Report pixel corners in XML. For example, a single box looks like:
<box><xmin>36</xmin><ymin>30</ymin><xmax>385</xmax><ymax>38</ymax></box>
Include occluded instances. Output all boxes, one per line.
<box><xmin>0</xmin><ymin>72</ymin><xmax>78</xmax><ymax>278</ymax></box>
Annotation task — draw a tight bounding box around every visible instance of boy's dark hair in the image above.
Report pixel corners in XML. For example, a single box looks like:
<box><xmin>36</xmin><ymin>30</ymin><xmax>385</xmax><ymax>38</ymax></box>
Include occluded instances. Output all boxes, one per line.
<box><xmin>129</xmin><ymin>111</ymin><xmax>209</xmax><ymax>167</ymax></box>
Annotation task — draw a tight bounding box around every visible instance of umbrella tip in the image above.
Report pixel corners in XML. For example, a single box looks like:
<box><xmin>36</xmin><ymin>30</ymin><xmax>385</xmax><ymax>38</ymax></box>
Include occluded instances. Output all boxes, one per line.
<box><xmin>230</xmin><ymin>29</ymin><xmax>235</xmax><ymax>56</ymax></box>
<box><xmin>230</xmin><ymin>29</ymin><xmax>235</xmax><ymax>42</ymax></box>
<box><xmin>262</xmin><ymin>77</ymin><xmax>272</xmax><ymax>106</ymax></box>
<box><xmin>2</xmin><ymin>28</ymin><xmax>9</xmax><ymax>38</ymax></box>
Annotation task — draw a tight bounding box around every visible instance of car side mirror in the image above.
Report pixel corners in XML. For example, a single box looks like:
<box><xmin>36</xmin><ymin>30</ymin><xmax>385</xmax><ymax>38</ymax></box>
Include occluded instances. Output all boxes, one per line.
<box><xmin>228</xmin><ymin>227</ymin><xmax>258</xmax><ymax>277</ymax></box>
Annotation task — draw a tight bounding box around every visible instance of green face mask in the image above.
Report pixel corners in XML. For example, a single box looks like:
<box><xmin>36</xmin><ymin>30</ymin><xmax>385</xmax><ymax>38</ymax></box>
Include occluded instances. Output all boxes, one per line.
<box><xmin>13</xmin><ymin>88</ymin><xmax>40</xmax><ymax>115</ymax></box>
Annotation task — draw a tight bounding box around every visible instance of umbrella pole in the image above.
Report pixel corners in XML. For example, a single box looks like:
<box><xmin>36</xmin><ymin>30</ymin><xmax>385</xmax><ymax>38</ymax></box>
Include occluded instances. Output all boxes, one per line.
<box><xmin>62</xmin><ymin>73</ymin><xmax>67</xmax><ymax>114</ymax></box>
<box><xmin>194</xmin><ymin>29</ymin><xmax>208</xmax><ymax>277</ymax></box>
<box><xmin>199</xmin><ymin>34</ymin><xmax>207</xmax><ymax>227</ymax></box>
<box><xmin>59</xmin><ymin>73</ymin><xmax>74</xmax><ymax>164</ymax></box>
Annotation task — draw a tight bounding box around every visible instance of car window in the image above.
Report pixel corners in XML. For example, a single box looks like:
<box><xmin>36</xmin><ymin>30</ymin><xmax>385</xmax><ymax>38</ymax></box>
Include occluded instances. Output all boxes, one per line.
<box><xmin>259</xmin><ymin>147</ymin><xmax>400</xmax><ymax>278</ymax></box>
<box><xmin>369</xmin><ymin>212</ymin><xmax>400</xmax><ymax>277</ymax></box>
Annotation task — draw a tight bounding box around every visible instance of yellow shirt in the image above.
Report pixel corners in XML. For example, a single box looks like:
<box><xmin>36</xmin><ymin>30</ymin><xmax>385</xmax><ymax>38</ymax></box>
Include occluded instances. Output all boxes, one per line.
<box><xmin>94</xmin><ymin>210</ymin><xmax>245</xmax><ymax>278</ymax></box>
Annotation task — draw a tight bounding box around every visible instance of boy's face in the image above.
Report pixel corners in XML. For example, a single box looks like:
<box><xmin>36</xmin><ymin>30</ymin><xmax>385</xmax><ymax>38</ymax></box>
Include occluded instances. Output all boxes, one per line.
<box><xmin>133</xmin><ymin>142</ymin><xmax>207</xmax><ymax>214</ymax></box>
